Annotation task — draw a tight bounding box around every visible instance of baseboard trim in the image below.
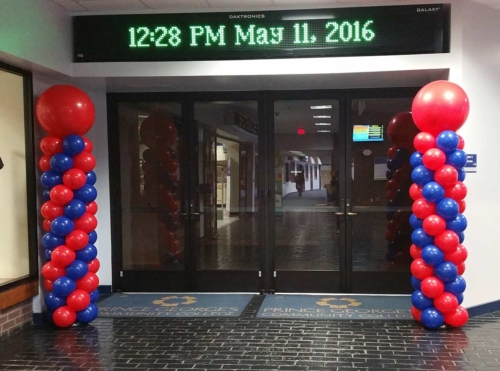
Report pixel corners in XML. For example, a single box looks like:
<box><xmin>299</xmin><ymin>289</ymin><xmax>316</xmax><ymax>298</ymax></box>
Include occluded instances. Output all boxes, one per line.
<box><xmin>467</xmin><ymin>299</ymin><xmax>500</xmax><ymax>318</ymax></box>
<box><xmin>98</xmin><ymin>285</ymin><xmax>112</xmax><ymax>294</ymax></box>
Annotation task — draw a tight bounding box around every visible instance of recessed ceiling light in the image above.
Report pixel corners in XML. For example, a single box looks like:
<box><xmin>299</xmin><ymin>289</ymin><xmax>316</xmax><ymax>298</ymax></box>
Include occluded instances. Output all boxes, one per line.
<box><xmin>315</xmin><ymin>123</ymin><xmax>331</xmax><ymax>126</ymax></box>
<box><xmin>310</xmin><ymin>105</ymin><xmax>332</xmax><ymax>110</ymax></box>
<box><xmin>313</xmin><ymin>115</ymin><xmax>331</xmax><ymax>119</ymax></box>
<box><xmin>317</xmin><ymin>130</ymin><xmax>331</xmax><ymax>133</ymax></box>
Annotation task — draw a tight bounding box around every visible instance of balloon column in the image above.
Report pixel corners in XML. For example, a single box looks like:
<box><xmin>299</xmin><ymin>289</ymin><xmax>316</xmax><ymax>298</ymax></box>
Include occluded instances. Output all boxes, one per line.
<box><xmin>409</xmin><ymin>81</ymin><xmax>469</xmax><ymax>329</ymax></box>
<box><xmin>385</xmin><ymin>113</ymin><xmax>420</xmax><ymax>268</ymax></box>
<box><xmin>37</xmin><ymin>85</ymin><xmax>99</xmax><ymax>327</ymax></box>
<box><xmin>139</xmin><ymin>113</ymin><xmax>181</xmax><ymax>261</ymax></box>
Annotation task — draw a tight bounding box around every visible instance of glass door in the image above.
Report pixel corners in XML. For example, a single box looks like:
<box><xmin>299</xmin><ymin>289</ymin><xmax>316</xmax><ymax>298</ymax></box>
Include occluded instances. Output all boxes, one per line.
<box><xmin>269</xmin><ymin>93</ymin><xmax>346</xmax><ymax>293</ymax></box>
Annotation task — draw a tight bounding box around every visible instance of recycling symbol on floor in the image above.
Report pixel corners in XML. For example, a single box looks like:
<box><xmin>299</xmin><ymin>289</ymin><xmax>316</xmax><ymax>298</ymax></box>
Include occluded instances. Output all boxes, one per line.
<box><xmin>316</xmin><ymin>297</ymin><xmax>362</xmax><ymax>309</ymax></box>
<box><xmin>152</xmin><ymin>296</ymin><xmax>197</xmax><ymax>307</ymax></box>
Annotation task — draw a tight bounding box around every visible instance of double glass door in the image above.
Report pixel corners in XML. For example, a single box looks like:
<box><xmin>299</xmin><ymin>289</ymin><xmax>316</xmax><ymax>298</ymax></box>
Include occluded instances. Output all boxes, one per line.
<box><xmin>110</xmin><ymin>89</ymin><xmax>418</xmax><ymax>293</ymax></box>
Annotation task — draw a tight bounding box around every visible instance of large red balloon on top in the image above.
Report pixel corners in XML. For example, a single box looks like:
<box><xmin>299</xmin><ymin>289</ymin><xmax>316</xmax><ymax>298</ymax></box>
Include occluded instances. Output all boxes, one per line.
<box><xmin>387</xmin><ymin>112</ymin><xmax>419</xmax><ymax>150</ymax></box>
<box><xmin>140</xmin><ymin>113</ymin><xmax>177</xmax><ymax>149</ymax></box>
<box><xmin>412</xmin><ymin>81</ymin><xmax>469</xmax><ymax>136</ymax></box>
<box><xmin>36</xmin><ymin>85</ymin><xmax>95</xmax><ymax>138</ymax></box>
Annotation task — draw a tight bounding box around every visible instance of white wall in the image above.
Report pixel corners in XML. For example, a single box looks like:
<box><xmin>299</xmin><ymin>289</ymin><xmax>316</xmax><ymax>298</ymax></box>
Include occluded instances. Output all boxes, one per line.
<box><xmin>455</xmin><ymin>1</ymin><xmax>500</xmax><ymax>308</ymax></box>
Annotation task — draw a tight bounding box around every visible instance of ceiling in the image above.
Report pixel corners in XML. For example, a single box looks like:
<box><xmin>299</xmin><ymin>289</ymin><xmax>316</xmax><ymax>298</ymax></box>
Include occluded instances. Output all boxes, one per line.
<box><xmin>50</xmin><ymin>0</ymin><xmax>500</xmax><ymax>13</ymax></box>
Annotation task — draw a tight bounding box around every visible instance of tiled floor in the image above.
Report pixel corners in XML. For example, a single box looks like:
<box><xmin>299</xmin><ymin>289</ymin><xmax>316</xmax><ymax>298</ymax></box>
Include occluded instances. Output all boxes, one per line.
<box><xmin>1</xmin><ymin>298</ymin><xmax>500</xmax><ymax>371</ymax></box>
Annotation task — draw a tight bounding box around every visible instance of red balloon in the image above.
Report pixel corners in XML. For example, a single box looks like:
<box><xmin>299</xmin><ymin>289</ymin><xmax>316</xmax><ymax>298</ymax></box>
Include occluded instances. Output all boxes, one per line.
<box><xmin>411</xmin><ymin>306</ymin><xmax>422</xmax><ymax>321</ymax></box>
<box><xmin>66</xmin><ymin>230</ymin><xmax>90</xmax><ymax>251</ymax></box>
<box><xmin>44</xmin><ymin>279</ymin><xmax>53</xmax><ymax>291</ymax></box>
<box><xmin>67</xmin><ymin>289</ymin><xmax>91</xmax><ymax>312</ymax></box>
<box><xmin>83</xmin><ymin>137</ymin><xmax>93</xmax><ymax>152</ymax></box>
<box><xmin>435</xmin><ymin>230</ymin><xmax>460</xmax><ymax>253</ymax></box>
<box><xmin>50</xmin><ymin>185</ymin><xmax>74</xmax><ymax>206</ymax></box>
<box><xmin>457</xmin><ymin>262</ymin><xmax>466</xmax><ymax>275</ymax></box>
<box><xmin>435</xmin><ymin>292</ymin><xmax>459</xmax><ymax>314</ymax></box>
<box><xmin>411</xmin><ymin>258</ymin><xmax>434</xmax><ymax>280</ymax></box>
<box><xmin>74</xmin><ymin>213</ymin><xmax>97</xmax><ymax>234</ymax></box>
<box><xmin>39</xmin><ymin>155</ymin><xmax>52</xmax><ymax>171</ymax></box>
<box><xmin>393</xmin><ymin>211</ymin><xmax>409</xmax><ymax>228</ymax></box>
<box><xmin>412</xmin><ymin>81</ymin><xmax>470</xmax><ymax>136</ymax></box>
<box><xmin>76</xmin><ymin>272</ymin><xmax>99</xmax><ymax>292</ymax></box>
<box><xmin>387</xmin><ymin>112</ymin><xmax>419</xmax><ymax>150</ymax></box>
<box><xmin>87</xmin><ymin>258</ymin><xmax>100</xmax><ymax>273</ymax></box>
<box><xmin>168</xmin><ymin>239</ymin><xmax>180</xmax><ymax>254</ymax></box>
<box><xmin>458</xmin><ymin>199</ymin><xmax>466</xmax><ymax>214</ymax></box>
<box><xmin>386</xmin><ymin>179</ymin><xmax>401</xmax><ymax>192</ymax></box>
<box><xmin>63</xmin><ymin>168</ymin><xmax>87</xmax><ymax>190</ymax></box>
<box><xmin>86</xmin><ymin>201</ymin><xmax>98</xmax><ymax>215</ymax></box>
<box><xmin>423</xmin><ymin>215</ymin><xmax>446</xmax><ymax>236</ymax></box>
<box><xmin>409</xmin><ymin>184</ymin><xmax>423</xmax><ymax>201</ymax></box>
<box><xmin>445</xmin><ymin>182</ymin><xmax>467</xmax><ymax>201</ymax></box>
<box><xmin>445</xmin><ymin>244</ymin><xmax>468</xmax><ymax>265</ymax></box>
<box><xmin>168</xmin><ymin>199</ymin><xmax>180</xmax><ymax>213</ymax></box>
<box><xmin>51</xmin><ymin>245</ymin><xmax>76</xmax><ymax>267</ymax></box>
<box><xmin>387</xmin><ymin>146</ymin><xmax>397</xmax><ymax>159</ymax></box>
<box><xmin>435</xmin><ymin>165</ymin><xmax>459</xmax><ymax>188</ymax></box>
<box><xmin>53</xmin><ymin>306</ymin><xmax>77</xmax><ymax>328</ymax></box>
<box><xmin>412</xmin><ymin>198</ymin><xmax>436</xmax><ymax>219</ymax></box>
<box><xmin>73</xmin><ymin>152</ymin><xmax>96</xmax><ymax>173</ymax></box>
<box><xmin>40</xmin><ymin>136</ymin><xmax>63</xmax><ymax>155</ymax></box>
<box><xmin>421</xmin><ymin>276</ymin><xmax>445</xmax><ymax>298</ymax></box>
<box><xmin>169</xmin><ymin>172</ymin><xmax>178</xmax><ymax>182</ymax></box>
<box><xmin>422</xmin><ymin>148</ymin><xmax>446</xmax><ymax>171</ymax></box>
<box><xmin>385</xmin><ymin>229</ymin><xmax>396</xmax><ymax>242</ymax></box>
<box><xmin>410</xmin><ymin>244</ymin><xmax>422</xmax><ymax>259</ymax></box>
<box><xmin>413</xmin><ymin>132</ymin><xmax>436</xmax><ymax>153</ymax></box>
<box><xmin>165</xmin><ymin>160</ymin><xmax>179</xmax><ymax>173</ymax></box>
<box><xmin>140</xmin><ymin>113</ymin><xmax>177</xmax><ymax>149</ymax></box>
<box><xmin>42</xmin><ymin>219</ymin><xmax>52</xmax><ymax>232</ymax></box>
<box><xmin>36</xmin><ymin>85</ymin><xmax>95</xmax><ymax>138</ymax></box>
<box><xmin>41</xmin><ymin>201</ymin><xmax>64</xmax><ymax>221</ymax></box>
<box><xmin>457</xmin><ymin>135</ymin><xmax>465</xmax><ymax>150</ymax></box>
<box><xmin>444</xmin><ymin>306</ymin><xmax>469</xmax><ymax>327</ymax></box>
<box><xmin>41</xmin><ymin>261</ymin><xmax>66</xmax><ymax>281</ymax></box>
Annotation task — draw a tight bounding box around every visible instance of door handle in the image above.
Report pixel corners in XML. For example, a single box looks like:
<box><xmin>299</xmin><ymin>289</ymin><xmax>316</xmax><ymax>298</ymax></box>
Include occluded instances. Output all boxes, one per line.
<box><xmin>178</xmin><ymin>212</ymin><xmax>188</xmax><ymax>216</ymax></box>
<box><xmin>192</xmin><ymin>212</ymin><xmax>204</xmax><ymax>216</ymax></box>
<box><xmin>347</xmin><ymin>212</ymin><xmax>358</xmax><ymax>216</ymax></box>
<box><xmin>334</xmin><ymin>212</ymin><xmax>345</xmax><ymax>216</ymax></box>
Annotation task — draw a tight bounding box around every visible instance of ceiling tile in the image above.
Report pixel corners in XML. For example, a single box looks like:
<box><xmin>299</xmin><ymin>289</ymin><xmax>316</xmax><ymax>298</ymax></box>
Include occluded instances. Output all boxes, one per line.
<box><xmin>55</xmin><ymin>1</ymin><xmax>87</xmax><ymax>11</ymax></box>
<box><xmin>77</xmin><ymin>0</ymin><xmax>148</xmax><ymax>11</ymax></box>
<box><xmin>207</xmin><ymin>0</ymin><xmax>274</xmax><ymax>7</ymax></box>
<box><xmin>142</xmin><ymin>0</ymin><xmax>209</xmax><ymax>8</ymax></box>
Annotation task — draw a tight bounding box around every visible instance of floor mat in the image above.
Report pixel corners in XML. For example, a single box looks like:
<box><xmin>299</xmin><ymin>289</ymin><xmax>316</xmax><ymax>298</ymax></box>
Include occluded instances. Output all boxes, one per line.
<box><xmin>257</xmin><ymin>294</ymin><xmax>412</xmax><ymax>320</ymax></box>
<box><xmin>98</xmin><ymin>293</ymin><xmax>254</xmax><ymax>318</ymax></box>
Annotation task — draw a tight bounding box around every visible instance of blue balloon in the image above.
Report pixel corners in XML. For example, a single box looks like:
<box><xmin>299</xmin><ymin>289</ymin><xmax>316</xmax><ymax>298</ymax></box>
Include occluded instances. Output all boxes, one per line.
<box><xmin>445</xmin><ymin>276</ymin><xmax>466</xmax><ymax>295</ymax></box>
<box><xmin>411</xmin><ymin>166</ymin><xmax>434</xmax><ymax>186</ymax></box>
<box><xmin>89</xmin><ymin>289</ymin><xmax>100</xmax><ymax>303</ymax></box>
<box><xmin>88</xmin><ymin>231</ymin><xmax>98</xmax><ymax>244</ymax></box>
<box><xmin>66</xmin><ymin>260</ymin><xmax>89</xmax><ymax>280</ymax></box>
<box><xmin>64</xmin><ymin>199</ymin><xmax>87</xmax><ymax>220</ymax></box>
<box><xmin>62</xmin><ymin>135</ymin><xmax>85</xmax><ymax>156</ymax></box>
<box><xmin>395</xmin><ymin>148</ymin><xmax>408</xmax><ymax>161</ymax></box>
<box><xmin>387</xmin><ymin>242</ymin><xmax>398</xmax><ymax>254</ymax></box>
<box><xmin>422</xmin><ymin>182</ymin><xmax>445</xmax><ymax>203</ymax></box>
<box><xmin>50</xmin><ymin>153</ymin><xmax>74</xmax><ymax>173</ymax></box>
<box><xmin>386</xmin><ymin>169</ymin><xmax>393</xmax><ymax>180</ymax></box>
<box><xmin>411</xmin><ymin>228</ymin><xmax>434</xmax><ymax>248</ymax></box>
<box><xmin>45</xmin><ymin>292</ymin><xmax>66</xmax><ymax>311</ymax></box>
<box><xmin>387</xmin><ymin>158</ymin><xmax>401</xmax><ymax>171</ymax></box>
<box><xmin>52</xmin><ymin>276</ymin><xmax>76</xmax><ymax>298</ymax></box>
<box><xmin>456</xmin><ymin>293</ymin><xmax>464</xmax><ymax>305</ymax></box>
<box><xmin>50</xmin><ymin>216</ymin><xmax>75</xmax><ymax>237</ymax></box>
<box><xmin>446</xmin><ymin>214</ymin><xmax>468</xmax><ymax>233</ymax></box>
<box><xmin>446</xmin><ymin>150</ymin><xmax>467</xmax><ymax>169</ymax></box>
<box><xmin>76</xmin><ymin>244</ymin><xmax>98</xmax><ymax>263</ymax></box>
<box><xmin>76</xmin><ymin>303</ymin><xmax>98</xmax><ymax>323</ymax></box>
<box><xmin>40</xmin><ymin>171</ymin><xmax>62</xmax><ymax>188</ymax></box>
<box><xmin>411</xmin><ymin>276</ymin><xmax>422</xmax><ymax>290</ymax></box>
<box><xmin>436</xmin><ymin>130</ymin><xmax>459</xmax><ymax>153</ymax></box>
<box><xmin>44</xmin><ymin>248</ymin><xmax>52</xmax><ymax>261</ymax></box>
<box><xmin>457</xmin><ymin>168</ymin><xmax>466</xmax><ymax>181</ymax></box>
<box><xmin>436</xmin><ymin>198</ymin><xmax>459</xmax><ymax>220</ymax></box>
<box><xmin>410</xmin><ymin>152</ymin><xmax>423</xmax><ymax>168</ymax></box>
<box><xmin>43</xmin><ymin>189</ymin><xmax>51</xmax><ymax>201</ymax></box>
<box><xmin>411</xmin><ymin>290</ymin><xmax>433</xmax><ymax>311</ymax></box>
<box><xmin>42</xmin><ymin>232</ymin><xmax>65</xmax><ymax>250</ymax></box>
<box><xmin>86</xmin><ymin>171</ymin><xmax>97</xmax><ymax>186</ymax></box>
<box><xmin>421</xmin><ymin>307</ymin><xmax>444</xmax><ymax>329</ymax></box>
<box><xmin>409</xmin><ymin>214</ymin><xmax>423</xmax><ymax>230</ymax></box>
<box><xmin>435</xmin><ymin>262</ymin><xmax>458</xmax><ymax>283</ymax></box>
<box><xmin>386</xmin><ymin>251</ymin><xmax>396</xmax><ymax>262</ymax></box>
<box><xmin>422</xmin><ymin>245</ymin><xmax>445</xmax><ymax>266</ymax></box>
<box><xmin>386</xmin><ymin>211</ymin><xmax>396</xmax><ymax>220</ymax></box>
<box><xmin>457</xmin><ymin>232</ymin><xmax>465</xmax><ymax>244</ymax></box>
<box><xmin>74</xmin><ymin>184</ymin><xmax>97</xmax><ymax>204</ymax></box>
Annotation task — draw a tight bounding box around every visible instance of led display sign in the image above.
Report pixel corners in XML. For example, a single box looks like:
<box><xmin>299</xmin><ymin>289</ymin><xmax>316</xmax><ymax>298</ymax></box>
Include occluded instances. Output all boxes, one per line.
<box><xmin>73</xmin><ymin>4</ymin><xmax>450</xmax><ymax>62</ymax></box>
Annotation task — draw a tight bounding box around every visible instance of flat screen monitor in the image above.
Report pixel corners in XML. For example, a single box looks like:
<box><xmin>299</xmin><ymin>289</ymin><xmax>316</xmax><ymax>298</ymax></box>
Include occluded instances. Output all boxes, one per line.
<box><xmin>353</xmin><ymin>124</ymin><xmax>384</xmax><ymax>142</ymax></box>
